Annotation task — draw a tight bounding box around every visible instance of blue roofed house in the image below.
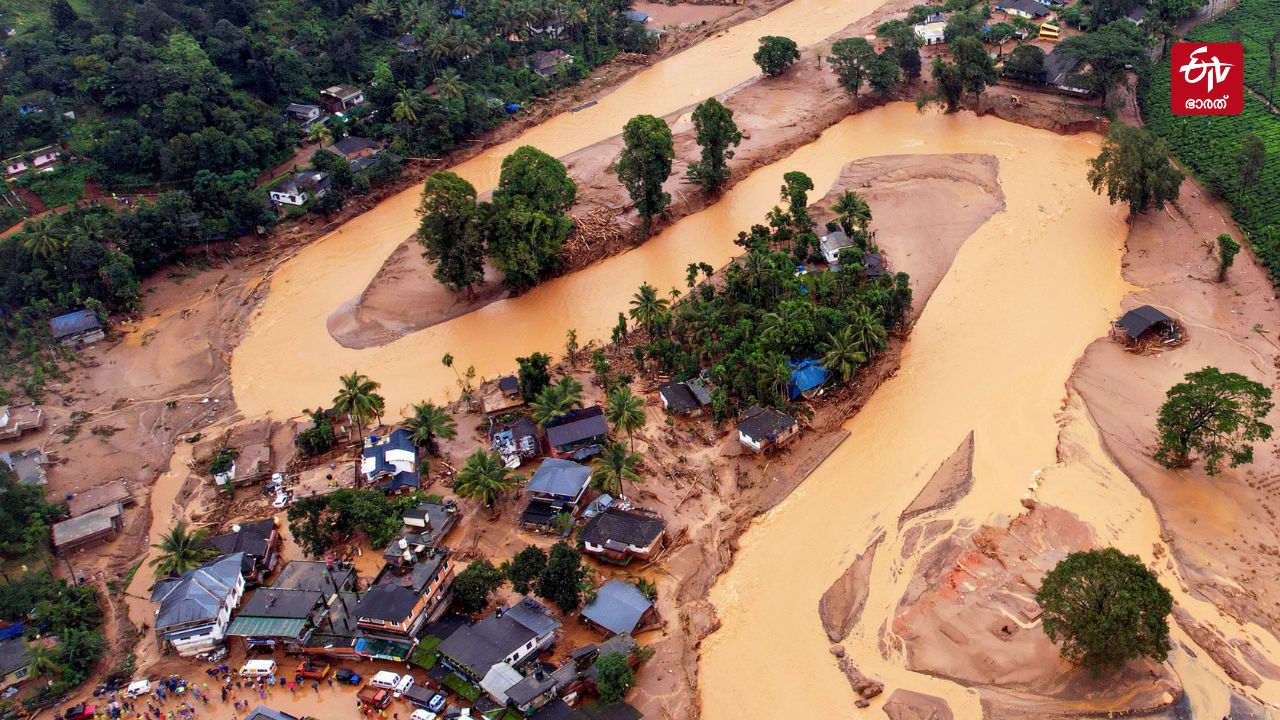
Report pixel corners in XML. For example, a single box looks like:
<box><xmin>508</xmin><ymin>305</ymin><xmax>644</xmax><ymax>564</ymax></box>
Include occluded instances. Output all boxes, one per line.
<box><xmin>788</xmin><ymin>358</ymin><xmax>828</xmax><ymax>400</ymax></box>
<box><xmin>580</xmin><ymin>579</ymin><xmax>657</xmax><ymax>637</ymax></box>
<box><xmin>50</xmin><ymin>309</ymin><xmax>105</xmax><ymax>347</ymax></box>
<box><xmin>520</xmin><ymin>459</ymin><xmax>592</xmax><ymax>529</ymax></box>
<box><xmin>151</xmin><ymin>553</ymin><xmax>246</xmax><ymax>657</ymax></box>
<box><xmin>362</xmin><ymin>428</ymin><xmax>419</xmax><ymax>493</ymax></box>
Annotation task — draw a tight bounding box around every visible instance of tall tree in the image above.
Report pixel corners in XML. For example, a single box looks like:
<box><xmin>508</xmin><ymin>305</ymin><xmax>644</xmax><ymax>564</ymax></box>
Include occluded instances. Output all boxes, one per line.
<box><xmin>686</xmin><ymin>98</ymin><xmax>742</xmax><ymax>195</ymax></box>
<box><xmin>1087</xmin><ymin>124</ymin><xmax>1183</xmax><ymax>217</ymax></box>
<box><xmin>929</xmin><ymin>56</ymin><xmax>965</xmax><ymax>113</ymax></box>
<box><xmin>605</xmin><ymin>385</ymin><xmax>646</xmax><ymax>449</ymax></box>
<box><xmin>1037</xmin><ymin>548</ymin><xmax>1172</xmax><ymax>676</ymax></box>
<box><xmin>753</xmin><ymin>36</ymin><xmax>800</xmax><ymax>76</ymax></box>
<box><xmin>617</xmin><ymin>115</ymin><xmax>674</xmax><ymax>234</ymax></box>
<box><xmin>1003</xmin><ymin>45</ymin><xmax>1047</xmax><ymax>83</ymax></box>
<box><xmin>403</xmin><ymin>401</ymin><xmax>456</xmax><ymax>455</ymax></box>
<box><xmin>821</xmin><ymin>327</ymin><xmax>869</xmax><ymax>382</ymax></box>
<box><xmin>1216</xmin><ymin>233</ymin><xmax>1240</xmax><ymax>283</ymax></box>
<box><xmin>593</xmin><ymin>441</ymin><xmax>644</xmax><ymax>499</ymax></box>
<box><xmin>452</xmin><ymin>559</ymin><xmax>504</xmax><ymax>613</ymax></box>
<box><xmin>333</xmin><ymin>371</ymin><xmax>385</xmax><ymax>447</ymax></box>
<box><xmin>536</xmin><ymin>541</ymin><xmax>587</xmax><ymax>613</ymax></box>
<box><xmin>483</xmin><ymin>146</ymin><xmax>577</xmax><ymax>291</ymax></box>
<box><xmin>829</xmin><ymin>37</ymin><xmax>879</xmax><ymax>98</ymax></box>
<box><xmin>594</xmin><ymin>652</ymin><xmax>636</xmax><ymax>704</ymax></box>
<box><xmin>454</xmin><ymin>450</ymin><xmax>521</xmax><ymax>510</ymax></box>
<box><xmin>951</xmin><ymin>36</ymin><xmax>997</xmax><ymax>111</ymax></box>
<box><xmin>1236</xmin><ymin>134</ymin><xmax>1267</xmax><ymax>194</ymax></box>
<box><xmin>503</xmin><ymin>545</ymin><xmax>548</xmax><ymax>594</ymax></box>
<box><xmin>149</xmin><ymin>522</ymin><xmax>217</xmax><ymax>578</ymax></box>
<box><xmin>876</xmin><ymin>20</ymin><xmax>923</xmax><ymax>83</ymax></box>
<box><xmin>1154</xmin><ymin>367</ymin><xmax>1273</xmax><ymax>475</ymax></box>
<box><xmin>517</xmin><ymin>352</ymin><xmax>553</xmax><ymax>399</ymax></box>
<box><xmin>1058</xmin><ymin>21</ymin><xmax>1147</xmax><ymax>106</ymax></box>
<box><xmin>629</xmin><ymin>282</ymin><xmax>670</xmax><ymax>337</ymax></box>
<box><xmin>416</xmin><ymin>171</ymin><xmax>485</xmax><ymax>297</ymax></box>
<box><xmin>832</xmin><ymin>190</ymin><xmax>872</xmax><ymax>236</ymax></box>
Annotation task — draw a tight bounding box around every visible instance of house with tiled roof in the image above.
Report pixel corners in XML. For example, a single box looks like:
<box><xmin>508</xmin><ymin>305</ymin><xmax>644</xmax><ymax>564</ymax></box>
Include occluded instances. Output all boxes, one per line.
<box><xmin>579</xmin><ymin>507</ymin><xmax>666</xmax><ymax>565</ymax></box>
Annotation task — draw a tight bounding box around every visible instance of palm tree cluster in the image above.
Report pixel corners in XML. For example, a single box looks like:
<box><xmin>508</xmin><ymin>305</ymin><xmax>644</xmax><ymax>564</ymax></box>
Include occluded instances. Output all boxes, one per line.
<box><xmin>531</xmin><ymin>375</ymin><xmax>585</xmax><ymax>426</ymax></box>
<box><xmin>455</xmin><ymin>449</ymin><xmax>523</xmax><ymax>513</ymax></box>
<box><xmin>403</xmin><ymin>400</ymin><xmax>457</xmax><ymax>455</ymax></box>
<box><xmin>616</xmin><ymin>182</ymin><xmax>912</xmax><ymax>414</ymax></box>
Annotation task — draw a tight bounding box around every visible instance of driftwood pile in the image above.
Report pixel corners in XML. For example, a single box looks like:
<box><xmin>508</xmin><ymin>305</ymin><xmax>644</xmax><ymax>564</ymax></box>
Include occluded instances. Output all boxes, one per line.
<box><xmin>566</xmin><ymin>206</ymin><xmax>627</xmax><ymax>266</ymax></box>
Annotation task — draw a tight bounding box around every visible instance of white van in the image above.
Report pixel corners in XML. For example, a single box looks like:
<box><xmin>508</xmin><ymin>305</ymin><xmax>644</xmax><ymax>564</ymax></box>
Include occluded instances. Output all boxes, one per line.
<box><xmin>369</xmin><ymin>670</ymin><xmax>401</xmax><ymax>690</ymax></box>
<box><xmin>239</xmin><ymin>659</ymin><xmax>277</xmax><ymax>678</ymax></box>
<box><xmin>393</xmin><ymin>673</ymin><xmax>415</xmax><ymax>697</ymax></box>
<box><xmin>125</xmin><ymin>679</ymin><xmax>151</xmax><ymax>698</ymax></box>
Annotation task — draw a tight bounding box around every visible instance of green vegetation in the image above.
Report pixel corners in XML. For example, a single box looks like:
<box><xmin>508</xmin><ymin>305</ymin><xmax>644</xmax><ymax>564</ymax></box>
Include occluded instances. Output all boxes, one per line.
<box><xmin>0</xmin><ymin>572</ymin><xmax>103</xmax><ymax>698</ymax></box>
<box><xmin>592</xmin><ymin>441</ymin><xmax>643</xmax><ymax>498</ymax></box>
<box><xmin>1037</xmin><ymin>548</ymin><xmax>1172</xmax><ymax>675</ymax></box>
<box><xmin>502</xmin><ymin>545</ymin><xmax>548</xmax><ymax>594</ymax></box>
<box><xmin>18</xmin><ymin>163</ymin><xmax>92</xmax><ymax>208</ymax></box>
<box><xmin>1154</xmin><ymin>367</ymin><xmax>1273</xmax><ymax>475</ymax></box>
<box><xmin>1058</xmin><ymin>21</ymin><xmax>1147</xmax><ymax>106</ymax></box>
<box><xmin>536</xmin><ymin>541</ymin><xmax>587</xmax><ymax>613</ymax></box>
<box><xmin>686</xmin><ymin>98</ymin><xmax>741</xmax><ymax>195</ymax></box>
<box><xmin>409</xmin><ymin>635</ymin><xmax>442</xmax><ymax>670</ymax></box>
<box><xmin>332</xmin><ymin>370</ymin><xmax>385</xmax><ymax>449</ymax></box>
<box><xmin>403</xmin><ymin>400</ymin><xmax>456</xmax><ymax>456</ymax></box>
<box><xmin>752</xmin><ymin>36</ymin><xmax>800</xmax><ymax>76</ymax></box>
<box><xmin>1218</xmin><ymin>233</ymin><xmax>1241</xmax><ymax>282</ymax></box>
<box><xmin>452</xmin><ymin>559</ymin><xmax>505</xmax><ymax>614</ymax></box>
<box><xmin>294</xmin><ymin>409</ymin><xmax>337</xmax><ymax>457</ymax></box>
<box><xmin>830</xmin><ymin>38</ymin><xmax>900</xmax><ymax>99</ymax></box>
<box><xmin>454</xmin><ymin>450</ymin><xmax>521</xmax><ymax>508</ymax></box>
<box><xmin>1141</xmin><ymin>0</ymin><xmax>1280</xmax><ymax>282</ymax></box>
<box><xmin>617</xmin><ymin>114</ymin><xmax>675</xmax><ymax>234</ymax></box>
<box><xmin>875</xmin><ymin>20</ymin><xmax>923</xmax><ymax>84</ymax></box>
<box><xmin>531</xmin><ymin>374</ymin><xmax>585</xmax><ymax>426</ymax></box>
<box><xmin>1002</xmin><ymin>45</ymin><xmax>1046</xmax><ymax>83</ymax></box>
<box><xmin>442</xmin><ymin>672</ymin><xmax>482</xmax><ymax>701</ymax></box>
<box><xmin>594</xmin><ymin>652</ymin><xmax>635</xmax><ymax>704</ymax></box>
<box><xmin>1086</xmin><ymin>124</ymin><xmax>1183</xmax><ymax>216</ymax></box>
<box><xmin>517</xmin><ymin>352</ymin><xmax>553</xmax><ymax>399</ymax></box>
<box><xmin>0</xmin><ymin>464</ymin><xmax>63</xmax><ymax>560</ymax></box>
<box><xmin>628</xmin><ymin>174</ymin><xmax>911</xmax><ymax>415</ymax></box>
<box><xmin>149</xmin><ymin>522</ymin><xmax>217</xmax><ymax>578</ymax></box>
<box><xmin>286</xmin><ymin>489</ymin><xmax>424</xmax><ymax>556</ymax></box>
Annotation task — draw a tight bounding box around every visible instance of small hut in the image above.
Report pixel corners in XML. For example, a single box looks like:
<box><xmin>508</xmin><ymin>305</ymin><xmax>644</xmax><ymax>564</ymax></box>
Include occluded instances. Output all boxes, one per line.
<box><xmin>1114</xmin><ymin>305</ymin><xmax>1182</xmax><ymax>350</ymax></box>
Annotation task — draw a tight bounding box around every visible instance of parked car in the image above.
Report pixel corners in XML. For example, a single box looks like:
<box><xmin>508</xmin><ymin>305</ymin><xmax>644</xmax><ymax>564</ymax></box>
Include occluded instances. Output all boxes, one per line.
<box><xmin>125</xmin><ymin>679</ymin><xmax>152</xmax><ymax>698</ymax></box>
<box><xmin>240</xmin><ymin>659</ymin><xmax>277</xmax><ymax>678</ymax></box>
<box><xmin>296</xmin><ymin>660</ymin><xmax>330</xmax><ymax>679</ymax></box>
<box><xmin>404</xmin><ymin>684</ymin><xmax>436</xmax><ymax>709</ymax></box>
<box><xmin>426</xmin><ymin>692</ymin><xmax>447</xmax><ymax>714</ymax></box>
<box><xmin>63</xmin><ymin>704</ymin><xmax>97</xmax><ymax>720</ymax></box>
<box><xmin>393</xmin><ymin>674</ymin><xmax>415</xmax><ymax>697</ymax></box>
<box><xmin>334</xmin><ymin>668</ymin><xmax>362</xmax><ymax>685</ymax></box>
<box><xmin>409</xmin><ymin>711</ymin><xmax>437</xmax><ymax>720</ymax></box>
<box><xmin>197</xmin><ymin>646</ymin><xmax>228</xmax><ymax>663</ymax></box>
<box><xmin>368</xmin><ymin>670</ymin><xmax>400</xmax><ymax>690</ymax></box>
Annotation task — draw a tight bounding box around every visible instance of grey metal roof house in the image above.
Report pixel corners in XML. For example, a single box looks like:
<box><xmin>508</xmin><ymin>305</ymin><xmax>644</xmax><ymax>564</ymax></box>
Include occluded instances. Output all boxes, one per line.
<box><xmin>544</xmin><ymin>406</ymin><xmax>609</xmax><ymax>460</ymax></box>
<box><xmin>658</xmin><ymin>381</ymin><xmax>701</xmax><ymax>415</ymax></box>
<box><xmin>1</xmin><ymin>449</ymin><xmax>47</xmax><ymax>486</ymax></box>
<box><xmin>51</xmin><ymin>502</ymin><xmax>124</xmax><ymax>551</ymax></box>
<box><xmin>526</xmin><ymin>459</ymin><xmax>591</xmax><ymax>503</ymax></box>
<box><xmin>270</xmin><ymin>560</ymin><xmax>356</xmax><ymax>597</ymax></box>
<box><xmin>438</xmin><ymin>597</ymin><xmax>561</xmax><ymax>681</ymax></box>
<box><xmin>49</xmin><ymin>309</ymin><xmax>104</xmax><ymax>346</ymax></box>
<box><xmin>226</xmin><ymin>588</ymin><xmax>325</xmax><ymax>650</ymax></box>
<box><xmin>152</xmin><ymin>553</ymin><xmax>245</xmax><ymax>656</ymax></box>
<box><xmin>401</xmin><ymin>500</ymin><xmax>460</xmax><ymax>546</ymax></box>
<box><xmin>580</xmin><ymin>579</ymin><xmax>655</xmax><ymax>636</ymax></box>
<box><xmin>67</xmin><ymin>480</ymin><xmax>133</xmax><ymax>516</ymax></box>
<box><xmin>819</xmin><ymin>229</ymin><xmax>854</xmax><ymax>265</ymax></box>
<box><xmin>736</xmin><ymin>405</ymin><xmax>799</xmax><ymax>453</ymax></box>
<box><xmin>0</xmin><ymin>635</ymin><xmax>29</xmax><ymax>690</ymax></box>
<box><xmin>201</xmin><ymin>518</ymin><xmax>280</xmax><ymax>585</ymax></box>
<box><xmin>580</xmin><ymin>508</ymin><xmax>666</xmax><ymax>564</ymax></box>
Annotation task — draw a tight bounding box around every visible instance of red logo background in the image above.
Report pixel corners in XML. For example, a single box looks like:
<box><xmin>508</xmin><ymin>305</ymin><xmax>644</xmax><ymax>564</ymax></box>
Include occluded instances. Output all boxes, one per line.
<box><xmin>1171</xmin><ymin>42</ymin><xmax>1244</xmax><ymax>116</ymax></box>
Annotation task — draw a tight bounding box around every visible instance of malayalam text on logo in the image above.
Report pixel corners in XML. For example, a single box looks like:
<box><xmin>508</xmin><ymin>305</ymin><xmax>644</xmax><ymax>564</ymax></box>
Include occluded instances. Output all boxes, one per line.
<box><xmin>1171</xmin><ymin>42</ymin><xmax>1244</xmax><ymax>116</ymax></box>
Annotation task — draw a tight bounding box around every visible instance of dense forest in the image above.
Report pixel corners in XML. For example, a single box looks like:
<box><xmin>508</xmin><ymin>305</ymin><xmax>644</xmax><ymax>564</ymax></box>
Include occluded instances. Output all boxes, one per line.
<box><xmin>0</xmin><ymin>0</ymin><xmax>651</xmax><ymax>392</ymax></box>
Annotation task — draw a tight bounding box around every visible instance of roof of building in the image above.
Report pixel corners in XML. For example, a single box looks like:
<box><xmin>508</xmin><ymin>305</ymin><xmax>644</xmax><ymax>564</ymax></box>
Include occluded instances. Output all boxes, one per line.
<box><xmin>396</xmin><ymin>33</ymin><xmax>418</xmax><ymax>48</ymax></box>
<box><xmin>581</xmin><ymin>580</ymin><xmax>653</xmax><ymax>636</ymax></box>
<box><xmin>51</xmin><ymin>502</ymin><xmax>123</xmax><ymax>548</ymax></box>
<box><xmin>153</xmin><ymin>554</ymin><xmax>243</xmax><ymax>630</ymax></box>
<box><xmin>1042</xmin><ymin>48</ymin><xmax>1081</xmax><ymax>86</ymax></box>
<box><xmin>736</xmin><ymin>405</ymin><xmax>797</xmax><ymax>442</ymax></box>
<box><xmin>924</xmin><ymin>10</ymin><xmax>947</xmax><ymax>22</ymax></box>
<box><xmin>244</xmin><ymin>707</ymin><xmax>300</xmax><ymax>720</ymax></box>
<box><xmin>271</xmin><ymin>560</ymin><xmax>355</xmax><ymax>594</ymax></box>
<box><xmin>2</xmin><ymin>448</ymin><xmax>47</xmax><ymax>486</ymax></box>
<box><xmin>0</xmin><ymin>636</ymin><xmax>28</xmax><ymax>676</ymax></box>
<box><xmin>819</xmin><ymin>230</ymin><xmax>853</xmax><ymax>258</ymax></box>
<box><xmin>545</xmin><ymin>406</ymin><xmax>609</xmax><ymax>449</ymax></box>
<box><xmin>364</xmin><ymin>428</ymin><xmax>417</xmax><ymax>466</ymax></box>
<box><xmin>659</xmin><ymin>382</ymin><xmax>700</xmax><ymax>414</ymax></box>
<box><xmin>506</xmin><ymin>659</ymin><xmax>577</xmax><ymax>706</ymax></box>
<box><xmin>623</xmin><ymin>10</ymin><xmax>650</xmax><ymax>23</ymax></box>
<box><xmin>274</xmin><ymin>171</ymin><xmax>331</xmax><ymax>197</ymax></box>
<box><xmin>400</xmin><ymin>501</ymin><xmax>460</xmax><ymax>545</ymax></box>
<box><xmin>580</xmin><ymin>508</ymin><xmax>666</xmax><ymax>549</ymax></box>
<box><xmin>519</xmin><ymin>500</ymin><xmax>559</xmax><ymax>527</ymax></box>
<box><xmin>286</xmin><ymin>103</ymin><xmax>320</xmax><ymax>114</ymax></box>
<box><xmin>570</xmin><ymin>702</ymin><xmax>642</xmax><ymax>720</ymax></box>
<box><xmin>438</xmin><ymin>598</ymin><xmax>559</xmax><ymax>676</ymax></box>
<box><xmin>49</xmin><ymin>309</ymin><xmax>101</xmax><ymax>339</ymax></box>
<box><xmin>236</xmin><ymin>588</ymin><xmax>323</xmax><ymax>619</ymax></box>
<box><xmin>526</xmin><ymin>458</ymin><xmax>591</xmax><ymax>497</ymax></box>
<box><xmin>67</xmin><ymin>480</ymin><xmax>130</xmax><ymax>517</ymax></box>
<box><xmin>1118</xmin><ymin>305</ymin><xmax>1173</xmax><ymax>339</ymax></box>
<box><xmin>329</xmin><ymin>136</ymin><xmax>380</xmax><ymax>156</ymax></box>
<box><xmin>480</xmin><ymin>661</ymin><xmax>525</xmax><ymax>704</ymax></box>
<box><xmin>788</xmin><ymin>358</ymin><xmax>828</xmax><ymax>400</ymax></box>
<box><xmin>374</xmin><ymin>552</ymin><xmax>446</xmax><ymax>595</ymax></box>
<box><xmin>498</xmin><ymin>375</ymin><xmax>520</xmax><ymax>394</ymax></box>
<box><xmin>686</xmin><ymin>379</ymin><xmax>713</xmax><ymax>406</ymax></box>
<box><xmin>531</xmin><ymin>700</ymin><xmax>575</xmax><ymax>720</ymax></box>
<box><xmin>321</xmin><ymin>84</ymin><xmax>362</xmax><ymax>98</ymax></box>
<box><xmin>355</xmin><ymin>583</ymin><xmax>418</xmax><ymax>622</ymax></box>
<box><xmin>1000</xmin><ymin>0</ymin><xmax>1049</xmax><ymax>14</ymax></box>
<box><xmin>863</xmin><ymin>252</ymin><xmax>886</xmax><ymax>277</ymax></box>
<box><xmin>203</xmin><ymin>518</ymin><xmax>276</xmax><ymax>560</ymax></box>
<box><xmin>226</xmin><ymin>615</ymin><xmax>309</xmax><ymax>639</ymax></box>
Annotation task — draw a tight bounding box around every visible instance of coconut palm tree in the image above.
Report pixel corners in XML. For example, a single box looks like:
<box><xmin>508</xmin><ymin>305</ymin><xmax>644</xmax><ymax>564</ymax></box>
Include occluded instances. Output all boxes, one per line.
<box><xmin>454</xmin><ymin>450</ymin><xmax>520</xmax><ymax>512</ymax></box>
<box><xmin>847</xmin><ymin>306</ymin><xmax>888</xmax><ymax>357</ymax></box>
<box><xmin>592</xmin><ymin>442</ymin><xmax>643</xmax><ymax>500</ymax></box>
<box><xmin>306</xmin><ymin>122</ymin><xmax>333</xmax><ymax>147</ymax></box>
<box><xmin>25</xmin><ymin>642</ymin><xmax>62</xmax><ymax>679</ymax></box>
<box><xmin>333</xmin><ymin>371</ymin><xmax>385</xmax><ymax>447</ymax></box>
<box><xmin>21</xmin><ymin>215</ymin><xmax>66</xmax><ymax>260</ymax></box>
<box><xmin>531</xmin><ymin>376</ymin><xmax>584</xmax><ymax>426</ymax></box>
<box><xmin>149</xmin><ymin>522</ymin><xmax>217</xmax><ymax>578</ymax></box>
<box><xmin>832</xmin><ymin>190</ymin><xmax>872</xmax><ymax>236</ymax></box>
<box><xmin>434</xmin><ymin>69</ymin><xmax>466</xmax><ymax>101</ymax></box>
<box><xmin>391</xmin><ymin>89</ymin><xmax>424</xmax><ymax>123</ymax></box>
<box><xmin>821</xmin><ymin>326</ymin><xmax>868</xmax><ymax>382</ymax></box>
<box><xmin>364</xmin><ymin>0</ymin><xmax>395</xmax><ymax>24</ymax></box>
<box><xmin>403</xmin><ymin>401</ymin><xmax>456</xmax><ymax>455</ymax></box>
<box><xmin>628</xmin><ymin>283</ymin><xmax>670</xmax><ymax>338</ymax></box>
<box><xmin>605</xmin><ymin>385</ymin><xmax>645</xmax><ymax>450</ymax></box>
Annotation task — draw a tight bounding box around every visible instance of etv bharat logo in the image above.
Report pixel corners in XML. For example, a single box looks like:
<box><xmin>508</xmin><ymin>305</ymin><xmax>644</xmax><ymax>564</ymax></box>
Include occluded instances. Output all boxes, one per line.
<box><xmin>1171</xmin><ymin>42</ymin><xmax>1243</xmax><ymax>115</ymax></box>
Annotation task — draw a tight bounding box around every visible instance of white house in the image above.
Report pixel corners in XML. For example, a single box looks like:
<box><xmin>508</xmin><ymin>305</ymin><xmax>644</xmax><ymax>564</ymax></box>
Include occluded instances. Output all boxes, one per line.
<box><xmin>736</xmin><ymin>405</ymin><xmax>800</xmax><ymax>453</ymax></box>
<box><xmin>151</xmin><ymin>554</ymin><xmax>246</xmax><ymax>657</ymax></box>
<box><xmin>361</xmin><ymin>428</ymin><xmax>420</xmax><ymax>492</ymax></box>
<box><xmin>269</xmin><ymin>171</ymin><xmax>331</xmax><ymax>207</ymax></box>
<box><xmin>914</xmin><ymin>20</ymin><xmax>947</xmax><ymax>44</ymax></box>
<box><xmin>819</xmin><ymin>229</ymin><xmax>855</xmax><ymax>264</ymax></box>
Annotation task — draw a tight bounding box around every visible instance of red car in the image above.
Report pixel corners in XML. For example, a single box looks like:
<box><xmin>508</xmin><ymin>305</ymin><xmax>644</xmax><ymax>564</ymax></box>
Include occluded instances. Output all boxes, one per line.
<box><xmin>63</xmin><ymin>704</ymin><xmax>97</xmax><ymax>720</ymax></box>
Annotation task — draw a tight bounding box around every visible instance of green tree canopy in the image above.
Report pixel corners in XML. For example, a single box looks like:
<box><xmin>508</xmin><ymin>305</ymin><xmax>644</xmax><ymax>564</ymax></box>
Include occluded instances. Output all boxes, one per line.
<box><xmin>483</xmin><ymin>146</ymin><xmax>577</xmax><ymax>292</ymax></box>
<box><xmin>517</xmin><ymin>352</ymin><xmax>554</xmax><ymax>399</ymax></box>
<box><xmin>416</xmin><ymin>171</ymin><xmax>485</xmax><ymax>296</ymax></box>
<box><xmin>1003</xmin><ymin>44</ymin><xmax>1047</xmax><ymax>83</ymax></box>
<box><xmin>502</xmin><ymin>545</ymin><xmax>548</xmax><ymax>595</ymax></box>
<box><xmin>403</xmin><ymin>401</ymin><xmax>456</xmax><ymax>455</ymax></box>
<box><xmin>950</xmin><ymin>36</ymin><xmax>997</xmax><ymax>110</ymax></box>
<box><xmin>149</xmin><ymin>522</ymin><xmax>218</xmax><ymax>577</ymax></box>
<box><xmin>1087</xmin><ymin>123</ymin><xmax>1183</xmax><ymax>216</ymax></box>
<box><xmin>592</xmin><ymin>441</ymin><xmax>644</xmax><ymax>499</ymax></box>
<box><xmin>594</xmin><ymin>651</ymin><xmax>636</xmax><ymax>704</ymax></box>
<box><xmin>617</xmin><ymin>115</ymin><xmax>675</xmax><ymax>233</ymax></box>
<box><xmin>686</xmin><ymin>98</ymin><xmax>742</xmax><ymax>195</ymax></box>
<box><xmin>1036</xmin><ymin>548</ymin><xmax>1172</xmax><ymax>675</ymax></box>
<box><xmin>333</xmin><ymin>371</ymin><xmax>385</xmax><ymax>445</ymax></box>
<box><xmin>0</xmin><ymin>465</ymin><xmax>62</xmax><ymax>559</ymax></box>
<box><xmin>1216</xmin><ymin>233</ymin><xmax>1240</xmax><ymax>282</ymax></box>
<box><xmin>829</xmin><ymin>38</ymin><xmax>879</xmax><ymax>98</ymax></box>
<box><xmin>1058</xmin><ymin>21</ymin><xmax>1147</xmax><ymax>105</ymax></box>
<box><xmin>453</xmin><ymin>559</ymin><xmax>505</xmax><ymax>614</ymax></box>
<box><xmin>536</xmin><ymin>541</ymin><xmax>587</xmax><ymax>613</ymax></box>
<box><xmin>753</xmin><ymin>36</ymin><xmax>800</xmax><ymax>76</ymax></box>
<box><xmin>455</xmin><ymin>450</ymin><xmax>521</xmax><ymax>508</ymax></box>
<box><xmin>1154</xmin><ymin>367</ymin><xmax>1273</xmax><ymax>475</ymax></box>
